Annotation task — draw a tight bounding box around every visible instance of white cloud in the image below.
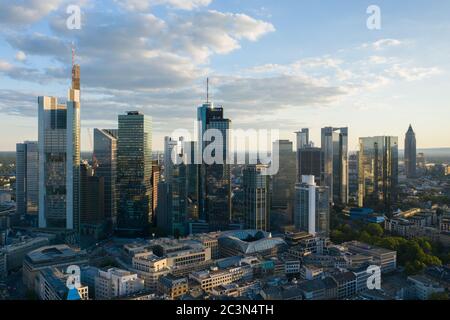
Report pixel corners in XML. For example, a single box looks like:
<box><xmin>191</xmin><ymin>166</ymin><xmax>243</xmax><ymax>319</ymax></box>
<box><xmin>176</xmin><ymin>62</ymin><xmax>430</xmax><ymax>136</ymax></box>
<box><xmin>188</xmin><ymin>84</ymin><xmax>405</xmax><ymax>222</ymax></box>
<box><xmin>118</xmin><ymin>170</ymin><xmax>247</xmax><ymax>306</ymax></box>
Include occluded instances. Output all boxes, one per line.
<box><xmin>15</xmin><ymin>51</ymin><xmax>27</xmax><ymax>62</ymax></box>
<box><xmin>115</xmin><ymin>0</ymin><xmax>212</xmax><ymax>11</ymax></box>
<box><xmin>0</xmin><ymin>0</ymin><xmax>63</xmax><ymax>26</ymax></box>
<box><xmin>361</xmin><ymin>38</ymin><xmax>404</xmax><ymax>51</ymax></box>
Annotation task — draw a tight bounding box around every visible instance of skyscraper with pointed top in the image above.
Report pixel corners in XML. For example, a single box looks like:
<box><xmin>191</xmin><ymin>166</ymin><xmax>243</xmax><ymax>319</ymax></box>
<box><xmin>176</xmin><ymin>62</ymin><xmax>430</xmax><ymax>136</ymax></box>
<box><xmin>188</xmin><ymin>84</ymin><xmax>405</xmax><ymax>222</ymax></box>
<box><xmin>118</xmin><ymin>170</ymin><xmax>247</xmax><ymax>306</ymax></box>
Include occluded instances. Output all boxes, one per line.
<box><xmin>38</xmin><ymin>52</ymin><xmax>81</xmax><ymax>234</ymax></box>
<box><xmin>405</xmin><ymin>125</ymin><xmax>417</xmax><ymax>178</ymax></box>
<box><xmin>197</xmin><ymin>78</ymin><xmax>232</xmax><ymax>231</ymax></box>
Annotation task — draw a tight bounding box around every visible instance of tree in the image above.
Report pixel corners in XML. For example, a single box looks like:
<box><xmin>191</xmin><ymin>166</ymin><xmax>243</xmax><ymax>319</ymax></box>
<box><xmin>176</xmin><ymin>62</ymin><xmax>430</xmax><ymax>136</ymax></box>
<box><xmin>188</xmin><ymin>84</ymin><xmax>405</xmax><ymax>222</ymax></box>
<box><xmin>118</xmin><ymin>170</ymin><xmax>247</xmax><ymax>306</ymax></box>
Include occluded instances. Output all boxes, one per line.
<box><xmin>428</xmin><ymin>292</ymin><xmax>449</xmax><ymax>300</ymax></box>
<box><xmin>365</xmin><ymin>223</ymin><xmax>384</xmax><ymax>238</ymax></box>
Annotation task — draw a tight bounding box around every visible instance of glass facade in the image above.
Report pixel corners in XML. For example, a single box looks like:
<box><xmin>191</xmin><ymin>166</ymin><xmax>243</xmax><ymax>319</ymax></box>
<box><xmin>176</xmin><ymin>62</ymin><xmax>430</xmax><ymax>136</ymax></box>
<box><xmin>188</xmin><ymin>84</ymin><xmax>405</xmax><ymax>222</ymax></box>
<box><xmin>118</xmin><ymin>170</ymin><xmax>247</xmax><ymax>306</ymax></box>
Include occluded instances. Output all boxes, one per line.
<box><xmin>94</xmin><ymin>128</ymin><xmax>118</xmax><ymax>234</ymax></box>
<box><xmin>405</xmin><ymin>125</ymin><xmax>417</xmax><ymax>178</ymax></box>
<box><xmin>16</xmin><ymin>141</ymin><xmax>39</xmax><ymax>217</ymax></box>
<box><xmin>38</xmin><ymin>73</ymin><xmax>80</xmax><ymax>232</ymax></box>
<box><xmin>243</xmin><ymin>165</ymin><xmax>270</xmax><ymax>231</ymax></box>
<box><xmin>197</xmin><ymin>103</ymin><xmax>232</xmax><ymax>231</ymax></box>
<box><xmin>321</xmin><ymin>127</ymin><xmax>348</xmax><ymax>205</ymax></box>
<box><xmin>117</xmin><ymin>111</ymin><xmax>152</xmax><ymax>236</ymax></box>
<box><xmin>358</xmin><ymin>136</ymin><xmax>399</xmax><ymax>213</ymax></box>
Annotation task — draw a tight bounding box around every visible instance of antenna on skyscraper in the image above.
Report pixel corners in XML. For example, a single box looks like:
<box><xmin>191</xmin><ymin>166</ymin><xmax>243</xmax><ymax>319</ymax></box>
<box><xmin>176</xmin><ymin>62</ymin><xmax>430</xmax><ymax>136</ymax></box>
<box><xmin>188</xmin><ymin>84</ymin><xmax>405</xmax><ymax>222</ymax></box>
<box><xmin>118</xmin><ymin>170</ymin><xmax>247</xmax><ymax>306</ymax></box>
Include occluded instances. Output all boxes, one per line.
<box><xmin>206</xmin><ymin>77</ymin><xmax>209</xmax><ymax>103</ymax></box>
<box><xmin>71</xmin><ymin>41</ymin><xmax>75</xmax><ymax>68</ymax></box>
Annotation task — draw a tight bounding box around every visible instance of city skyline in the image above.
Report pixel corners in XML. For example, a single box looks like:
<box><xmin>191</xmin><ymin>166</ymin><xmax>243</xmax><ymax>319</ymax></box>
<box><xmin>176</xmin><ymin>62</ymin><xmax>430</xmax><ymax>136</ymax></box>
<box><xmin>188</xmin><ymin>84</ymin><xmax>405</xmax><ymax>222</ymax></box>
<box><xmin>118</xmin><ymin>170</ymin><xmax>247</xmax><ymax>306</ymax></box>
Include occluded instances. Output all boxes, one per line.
<box><xmin>0</xmin><ymin>1</ymin><xmax>450</xmax><ymax>151</ymax></box>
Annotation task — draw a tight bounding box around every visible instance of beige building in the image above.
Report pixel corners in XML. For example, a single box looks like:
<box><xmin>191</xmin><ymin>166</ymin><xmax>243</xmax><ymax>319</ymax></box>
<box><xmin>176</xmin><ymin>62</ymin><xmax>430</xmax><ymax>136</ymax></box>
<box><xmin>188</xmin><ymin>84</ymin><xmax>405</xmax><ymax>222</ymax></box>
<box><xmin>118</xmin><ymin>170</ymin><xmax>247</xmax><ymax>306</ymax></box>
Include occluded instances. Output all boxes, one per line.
<box><xmin>189</xmin><ymin>266</ymin><xmax>252</xmax><ymax>292</ymax></box>
<box><xmin>95</xmin><ymin>268</ymin><xmax>144</xmax><ymax>300</ymax></box>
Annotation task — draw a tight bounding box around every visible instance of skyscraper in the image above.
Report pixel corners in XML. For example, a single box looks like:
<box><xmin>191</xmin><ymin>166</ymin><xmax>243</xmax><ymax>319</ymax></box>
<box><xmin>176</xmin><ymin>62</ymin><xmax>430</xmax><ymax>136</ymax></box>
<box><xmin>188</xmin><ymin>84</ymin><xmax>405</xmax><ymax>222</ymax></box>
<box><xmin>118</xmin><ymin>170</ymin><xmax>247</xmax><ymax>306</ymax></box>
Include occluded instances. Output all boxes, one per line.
<box><xmin>38</xmin><ymin>63</ymin><xmax>80</xmax><ymax>232</ymax></box>
<box><xmin>151</xmin><ymin>160</ymin><xmax>161</xmax><ymax>214</ymax></box>
<box><xmin>197</xmin><ymin>101</ymin><xmax>232</xmax><ymax>231</ymax></box>
<box><xmin>243</xmin><ymin>165</ymin><xmax>270</xmax><ymax>231</ymax></box>
<box><xmin>93</xmin><ymin>128</ymin><xmax>118</xmax><ymax>234</ymax></box>
<box><xmin>271</xmin><ymin>140</ymin><xmax>296</xmax><ymax>222</ymax></box>
<box><xmin>294</xmin><ymin>175</ymin><xmax>330</xmax><ymax>237</ymax></box>
<box><xmin>405</xmin><ymin>125</ymin><xmax>417</xmax><ymax>179</ymax></box>
<box><xmin>295</xmin><ymin>128</ymin><xmax>310</xmax><ymax>150</ymax></box>
<box><xmin>358</xmin><ymin>136</ymin><xmax>399</xmax><ymax>213</ymax></box>
<box><xmin>16</xmin><ymin>141</ymin><xmax>39</xmax><ymax>218</ymax></box>
<box><xmin>80</xmin><ymin>161</ymin><xmax>105</xmax><ymax>246</ymax></box>
<box><xmin>321</xmin><ymin>127</ymin><xmax>348</xmax><ymax>205</ymax></box>
<box><xmin>296</xmin><ymin>147</ymin><xmax>322</xmax><ymax>185</ymax></box>
<box><xmin>117</xmin><ymin>111</ymin><xmax>152</xmax><ymax>236</ymax></box>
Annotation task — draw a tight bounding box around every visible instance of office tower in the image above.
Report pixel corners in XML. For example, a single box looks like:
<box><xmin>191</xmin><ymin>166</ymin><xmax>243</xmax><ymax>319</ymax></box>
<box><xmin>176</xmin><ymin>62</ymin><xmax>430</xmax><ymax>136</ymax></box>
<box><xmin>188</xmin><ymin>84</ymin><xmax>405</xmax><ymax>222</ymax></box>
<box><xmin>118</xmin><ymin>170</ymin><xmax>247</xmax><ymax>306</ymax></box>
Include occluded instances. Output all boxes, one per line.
<box><xmin>321</xmin><ymin>127</ymin><xmax>348</xmax><ymax>205</ymax></box>
<box><xmin>295</xmin><ymin>128</ymin><xmax>310</xmax><ymax>150</ymax></box>
<box><xmin>296</xmin><ymin>147</ymin><xmax>322</xmax><ymax>185</ymax></box>
<box><xmin>38</xmin><ymin>62</ymin><xmax>81</xmax><ymax>232</ymax></box>
<box><xmin>243</xmin><ymin>165</ymin><xmax>270</xmax><ymax>231</ymax></box>
<box><xmin>16</xmin><ymin>141</ymin><xmax>39</xmax><ymax>218</ymax></box>
<box><xmin>185</xmin><ymin>141</ymin><xmax>199</xmax><ymax>221</ymax></box>
<box><xmin>93</xmin><ymin>129</ymin><xmax>117</xmax><ymax>234</ymax></box>
<box><xmin>80</xmin><ymin>161</ymin><xmax>105</xmax><ymax>247</ymax></box>
<box><xmin>164</xmin><ymin>136</ymin><xmax>179</xmax><ymax>183</ymax></box>
<box><xmin>358</xmin><ymin>136</ymin><xmax>399</xmax><ymax>213</ymax></box>
<box><xmin>348</xmin><ymin>153</ymin><xmax>359</xmax><ymax>198</ymax></box>
<box><xmin>117</xmin><ymin>111</ymin><xmax>152</xmax><ymax>236</ymax></box>
<box><xmin>151</xmin><ymin>160</ymin><xmax>161</xmax><ymax>214</ymax></box>
<box><xmin>294</xmin><ymin>175</ymin><xmax>330</xmax><ymax>237</ymax></box>
<box><xmin>405</xmin><ymin>125</ymin><xmax>417</xmax><ymax>179</ymax></box>
<box><xmin>197</xmin><ymin>100</ymin><xmax>232</xmax><ymax>231</ymax></box>
<box><xmin>271</xmin><ymin>140</ymin><xmax>296</xmax><ymax>222</ymax></box>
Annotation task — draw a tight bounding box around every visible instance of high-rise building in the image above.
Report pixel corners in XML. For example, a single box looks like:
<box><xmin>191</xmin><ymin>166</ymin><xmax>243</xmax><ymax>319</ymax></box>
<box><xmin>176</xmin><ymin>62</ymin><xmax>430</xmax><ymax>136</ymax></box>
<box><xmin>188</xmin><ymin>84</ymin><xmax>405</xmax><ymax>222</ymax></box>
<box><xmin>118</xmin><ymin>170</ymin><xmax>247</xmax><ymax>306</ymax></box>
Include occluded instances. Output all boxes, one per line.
<box><xmin>16</xmin><ymin>141</ymin><xmax>39</xmax><ymax>218</ymax></box>
<box><xmin>38</xmin><ymin>63</ymin><xmax>81</xmax><ymax>232</ymax></box>
<box><xmin>321</xmin><ymin>127</ymin><xmax>348</xmax><ymax>205</ymax></box>
<box><xmin>294</xmin><ymin>175</ymin><xmax>330</xmax><ymax>237</ymax></box>
<box><xmin>163</xmin><ymin>136</ymin><xmax>179</xmax><ymax>183</ymax></box>
<box><xmin>151</xmin><ymin>160</ymin><xmax>161</xmax><ymax>214</ymax></box>
<box><xmin>197</xmin><ymin>101</ymin><xmax>231</xmax><ymax>231</ymax></box>
<box><xmin>358</xmin><ymin>136</ymin><xmax>399</xmax><ymax>213</ymax></box>
<box><xmin>117</xmin><ymin>111</ymin><xmax>152</xmax><ymax>236</ymax></box>
<box><xmin>296</xmin><ymin>147</ymin><xmax>322</xmax><ymax>185</ymax></box>
<box><xmin>271</xmin><ymin>140</ymin><xmax>296</xmax><ymax>222</ymax></box>
<box><xmin>243</xmin><ymin>165</ymin><xmax>270</xmax><ymax>231</ymax></box>
<box><xmin>93</xmin><ymin>129</ymin><xmax>117</xmax><ymax>234</ymax></box>
<box><xmin>405</xmin><ymin>125</ymin><xmax>417</xmax><ymax>179</ymax></box>
<box><xmin>348</xmin><ymin>153</ymin><xmax>359</xmax><ymax>199</ymax></box>
<box><xmin>295</xmin><ymin>128</ymin><xmax>310</xmax><ymax>150</ymax></box>
<box><xmin>185</xmin><ymin>141</ymin><xmax>199</xmax><ymax>221</ymax></box>
<box><xmin>80</xmin><ymin>161</ymin><xmax>105</xmax><ymax>246</ymax></box>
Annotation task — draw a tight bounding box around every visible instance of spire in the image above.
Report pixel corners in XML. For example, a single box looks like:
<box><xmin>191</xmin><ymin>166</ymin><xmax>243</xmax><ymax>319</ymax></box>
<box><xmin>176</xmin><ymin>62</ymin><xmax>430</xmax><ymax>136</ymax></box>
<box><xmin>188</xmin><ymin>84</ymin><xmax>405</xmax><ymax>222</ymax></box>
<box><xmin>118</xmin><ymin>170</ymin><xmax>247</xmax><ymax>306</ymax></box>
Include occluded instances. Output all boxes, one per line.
<box><xmin>206</xmin><ymin>77</ymin><xmax>209</xmax><ymax>103</ymax></box>
<box><xmin>71</xmin><ymin>42</ymin><xmax>80</xmax><ymax>91</ymax></box>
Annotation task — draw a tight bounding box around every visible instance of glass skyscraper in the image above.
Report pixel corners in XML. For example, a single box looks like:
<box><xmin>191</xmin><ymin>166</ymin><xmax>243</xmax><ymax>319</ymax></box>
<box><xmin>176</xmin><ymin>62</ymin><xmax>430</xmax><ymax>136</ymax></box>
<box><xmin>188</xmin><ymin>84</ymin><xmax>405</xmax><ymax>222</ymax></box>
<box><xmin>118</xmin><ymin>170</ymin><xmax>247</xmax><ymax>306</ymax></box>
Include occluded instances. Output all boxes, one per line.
<box><xmin>94</xmin><ymin>128</ymin><xmax>118</xmax><ymax>234</ymax></box>
<box><xmin>405</xmin><ymin>125</ymin><xmax>417</xmax><ymax>179</ymax></box>
<box><xmin>358</xmin><ymin>136</ymin><xmax>399</xmax><ymax>213</ymax></box>
<box><xmin>321</xmin><ymin>127</ymin><xmax>348</xmax><ymax>205</ymax></box>
<box><xmin>197</xmin><ymin>102</ymin><xmax>232</xmax><ymax>231</ymax></box>
<box><xmin>243</xmin><ymin>165</ymin><xmax>270</xmax><ymax>231</ymax></box>
<box><xmin>117</xmin><ymin>111</ymin><xmax>152</xmax><ymax>236</ymax></box>
<box><xmin>38</xmin><ymin>64</ymin><xmax>80</xmax><ymax>232</ymax></box>
<box><xmin>16</xmin><ymin>141</ymin><xmax>39</xmax><ymax>218</ymax></box>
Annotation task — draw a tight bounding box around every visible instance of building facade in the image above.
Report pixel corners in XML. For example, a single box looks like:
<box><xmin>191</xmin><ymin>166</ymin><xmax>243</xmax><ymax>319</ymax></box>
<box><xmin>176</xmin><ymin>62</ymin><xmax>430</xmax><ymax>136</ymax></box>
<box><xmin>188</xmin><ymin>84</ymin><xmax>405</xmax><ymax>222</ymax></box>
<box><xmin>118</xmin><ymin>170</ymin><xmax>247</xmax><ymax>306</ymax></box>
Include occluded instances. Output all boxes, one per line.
<box><xmin>358</xmin><ymin>136</ymin><xmax>399</xmax><ymax>213</ymax></box>
<box><xmin>117</xmin><ymin>111</ymin><xmax>152</xmax><ymax>236</ymax></box>
<box><xmin>243</xmin><ymin>165</ymin><xmax>270</xmax><ymax>231</ymax></box>
<box><xmin>404</xmin><ymin>125</ymin><xmax>417</xmax><ymax>179</ymax></box>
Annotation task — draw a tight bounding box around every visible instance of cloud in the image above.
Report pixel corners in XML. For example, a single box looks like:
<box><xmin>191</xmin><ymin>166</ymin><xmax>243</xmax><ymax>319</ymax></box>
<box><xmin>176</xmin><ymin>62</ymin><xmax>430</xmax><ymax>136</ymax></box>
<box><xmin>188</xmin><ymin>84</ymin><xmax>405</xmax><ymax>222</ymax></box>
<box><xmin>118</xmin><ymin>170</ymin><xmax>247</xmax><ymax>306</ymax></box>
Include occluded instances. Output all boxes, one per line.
<box><xmin>387</xmin><ymin>64</ymin><xmax>442</xmax><ymax>81</ymax></box>
<box><xmin>15</xmin><ymin>51</ymin><xmax>27</xmax><ymax>62</ymax></box>
<box><xmin>361</xmin><ymin>38</ymin><xmax>404</xmax><ymax>51</ymax></box>
<box><xmin>0</xmin><ymin>0</ymin><xmax>63</xmax><ymax>26</ymax></box>
<box><xmin>115</xmin><ymin>0</ymin><xmax>212</xmax><ymax>11</ymax></box>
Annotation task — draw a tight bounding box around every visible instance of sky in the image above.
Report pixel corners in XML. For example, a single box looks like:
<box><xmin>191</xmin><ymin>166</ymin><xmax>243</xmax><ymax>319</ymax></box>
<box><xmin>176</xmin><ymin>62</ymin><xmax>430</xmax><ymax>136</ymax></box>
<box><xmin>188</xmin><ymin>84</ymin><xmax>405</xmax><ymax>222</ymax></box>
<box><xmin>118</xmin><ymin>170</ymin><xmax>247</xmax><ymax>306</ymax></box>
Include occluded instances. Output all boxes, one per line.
<box><xmin>0</xmin><ymin>0</ymin><xmax>449</xmax><ymax>152</ymax></box>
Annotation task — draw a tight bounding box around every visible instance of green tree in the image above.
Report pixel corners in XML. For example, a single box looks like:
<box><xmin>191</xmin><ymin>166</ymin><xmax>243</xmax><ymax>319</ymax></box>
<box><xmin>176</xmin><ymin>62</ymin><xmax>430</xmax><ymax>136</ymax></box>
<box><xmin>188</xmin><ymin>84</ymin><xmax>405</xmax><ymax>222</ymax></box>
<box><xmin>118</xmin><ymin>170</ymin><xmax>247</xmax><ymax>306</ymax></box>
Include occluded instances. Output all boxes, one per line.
<box><xmin>428</xmin><ymin>292</ymin><xmax>449</xmax><ymax>300</ymax></box>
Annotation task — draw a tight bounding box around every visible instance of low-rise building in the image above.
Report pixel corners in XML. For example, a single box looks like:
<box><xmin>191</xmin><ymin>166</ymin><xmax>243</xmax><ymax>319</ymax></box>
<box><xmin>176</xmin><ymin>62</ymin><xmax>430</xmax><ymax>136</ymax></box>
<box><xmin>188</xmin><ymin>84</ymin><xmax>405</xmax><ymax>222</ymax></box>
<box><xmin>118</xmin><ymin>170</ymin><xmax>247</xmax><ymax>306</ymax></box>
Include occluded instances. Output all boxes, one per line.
<box><xmin>23</xmin><ymin>245</ymin><xmax>89</xmax><ymax>292</ymax></box>
<box><xmin>157</xmin><ymin>275</ymin><xmax>188</xmax><ymax>299</ymax></box>
<box><xmin>331</xmin><ymin>271</ymin><xmax>357</xmax><ymax>299</ymax></box>
<box><xmin>343</xmin><ymin>241</ymin><xmax>396</xmax><ymax>273</ymax></box>
<box><xmin>95</xmin><ymin>268</ymin><xmax>145</xmax><ymax>300</ymax></box>
<box><xmin>407</xmin><ymin>274</ymin><xmax>445</xmax><ymax>300</ymax></box>
<box><xmin>189</xmin><ymin>265</ymin><xmax>253</xmax><ymax>292</ymax></box>
<box><xmin>38</xmin><ymin>267</ymin><xmax>89</xmax><ymax>300</ymax></box>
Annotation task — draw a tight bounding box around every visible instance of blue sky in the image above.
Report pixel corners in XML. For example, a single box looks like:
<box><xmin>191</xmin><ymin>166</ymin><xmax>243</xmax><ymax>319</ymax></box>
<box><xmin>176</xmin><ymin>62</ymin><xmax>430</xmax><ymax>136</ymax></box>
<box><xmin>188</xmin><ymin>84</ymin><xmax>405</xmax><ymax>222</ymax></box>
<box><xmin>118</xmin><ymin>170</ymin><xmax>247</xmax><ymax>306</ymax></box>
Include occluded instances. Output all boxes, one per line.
<box><xmin>0</xmin><ymin>0</ymin><xmax>449</xmax><ymax>151</ymax></box>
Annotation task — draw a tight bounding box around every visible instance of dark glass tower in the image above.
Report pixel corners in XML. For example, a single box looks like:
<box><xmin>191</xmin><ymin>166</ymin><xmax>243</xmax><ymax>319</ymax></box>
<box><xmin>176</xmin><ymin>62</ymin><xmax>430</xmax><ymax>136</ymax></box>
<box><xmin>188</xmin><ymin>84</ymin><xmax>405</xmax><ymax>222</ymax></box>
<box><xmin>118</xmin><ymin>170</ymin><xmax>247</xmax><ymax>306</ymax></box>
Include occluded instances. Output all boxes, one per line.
<box><xmin>197</xmin><ymin>102</ymin><xmax>231</xmax><ymax>231</ymax></box>
<box><xmin>405</xmin><ymin>125</ymin><xmax>417</xmax><ymax>179</ymax></box>
<box><xmin>117</xmin><ymin>111</ymin><xmax>152</xmax><ymax>236</ymax></box>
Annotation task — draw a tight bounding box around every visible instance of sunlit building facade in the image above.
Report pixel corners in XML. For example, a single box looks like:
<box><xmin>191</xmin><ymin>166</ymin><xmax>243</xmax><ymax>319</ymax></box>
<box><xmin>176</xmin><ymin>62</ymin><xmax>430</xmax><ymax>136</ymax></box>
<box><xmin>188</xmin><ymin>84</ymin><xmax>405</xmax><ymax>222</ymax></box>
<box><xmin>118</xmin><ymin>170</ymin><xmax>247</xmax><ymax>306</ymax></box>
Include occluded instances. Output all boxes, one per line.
<box><xmin>243</xmin><ymin>165</ymin><xmax>270</xmax><ymax>231</ymax></box>
<box><xmin>358</xmin><ymin>136</ymin><xmax>399</xmax><ymax>213</ymax></box>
